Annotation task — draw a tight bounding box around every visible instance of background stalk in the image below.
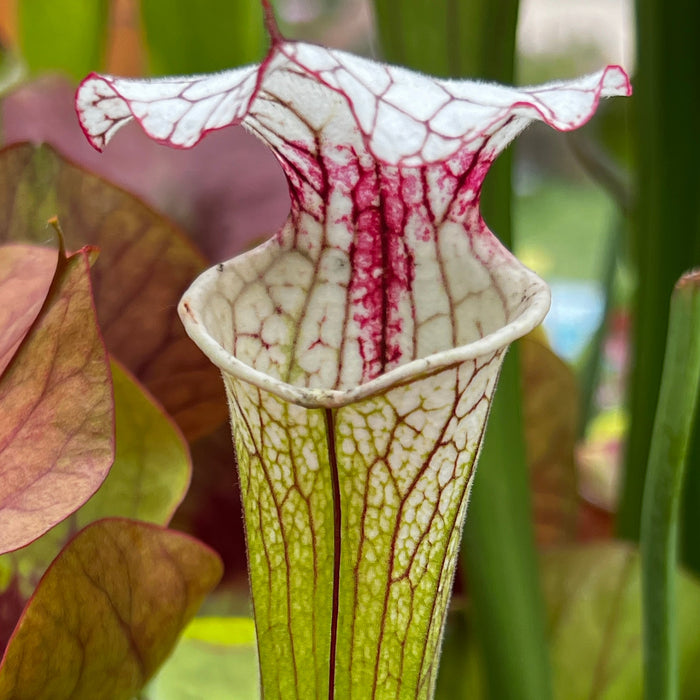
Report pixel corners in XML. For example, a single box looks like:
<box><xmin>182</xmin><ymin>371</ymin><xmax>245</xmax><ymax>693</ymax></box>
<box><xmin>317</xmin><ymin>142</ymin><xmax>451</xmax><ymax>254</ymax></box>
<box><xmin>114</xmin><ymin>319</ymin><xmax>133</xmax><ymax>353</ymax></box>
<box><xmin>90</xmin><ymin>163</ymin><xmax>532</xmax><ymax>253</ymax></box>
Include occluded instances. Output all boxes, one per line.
<box><xmin>640</xmin><ymin>271</ymin><xmax>700</xmax><ymax>700</ymax></box>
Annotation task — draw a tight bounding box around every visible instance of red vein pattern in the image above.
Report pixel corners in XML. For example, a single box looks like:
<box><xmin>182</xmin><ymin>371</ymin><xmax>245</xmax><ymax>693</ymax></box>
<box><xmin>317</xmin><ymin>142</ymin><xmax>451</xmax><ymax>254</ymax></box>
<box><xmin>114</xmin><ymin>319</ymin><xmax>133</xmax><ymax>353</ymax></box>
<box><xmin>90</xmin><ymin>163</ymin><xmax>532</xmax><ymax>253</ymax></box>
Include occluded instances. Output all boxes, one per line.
<box><xmin>77</xmin><ymin>40</ymin><xmax>629</xmax><ymax>392</ymax></box>
<box><xmin>0</xmin><ymin>249</ymin><xmax>114</xmax><ymax>554</ymax></box>
<box><xmin>76</xmin><ymin>30</ymin><xmax>631</xmax><ymax>700</ymax></box>
<box><xmin>228</xmin><ymin>355</ymin><xmax>501</xmax><ymax>698</ymax></box>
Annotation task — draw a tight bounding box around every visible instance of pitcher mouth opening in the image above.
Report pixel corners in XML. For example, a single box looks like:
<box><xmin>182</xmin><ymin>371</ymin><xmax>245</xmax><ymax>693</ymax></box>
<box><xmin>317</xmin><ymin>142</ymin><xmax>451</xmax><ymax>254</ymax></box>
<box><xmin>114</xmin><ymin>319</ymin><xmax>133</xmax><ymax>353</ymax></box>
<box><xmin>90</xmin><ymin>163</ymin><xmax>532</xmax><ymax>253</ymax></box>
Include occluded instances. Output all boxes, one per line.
<box><xmin>178</xmin><ymin>243</ymin><xmax>550</xmax><ymax>410</ymax></box>
<box><xmin>77</xmin><ymin>42</ymin><xmax>626</xmax><ymax>415</ymax></box>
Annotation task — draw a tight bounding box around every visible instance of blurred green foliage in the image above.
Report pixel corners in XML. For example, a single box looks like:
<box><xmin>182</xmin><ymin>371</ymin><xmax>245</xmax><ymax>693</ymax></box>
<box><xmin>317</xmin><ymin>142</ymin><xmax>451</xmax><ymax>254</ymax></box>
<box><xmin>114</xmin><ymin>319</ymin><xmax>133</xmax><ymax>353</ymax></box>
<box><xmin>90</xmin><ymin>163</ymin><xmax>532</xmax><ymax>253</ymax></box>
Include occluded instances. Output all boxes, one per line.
<box><xmin>640</xmin><ymin>272</ymin><xmax>700</xmax><ymax>700</ymax></box>
<box><xmin>141</xmin><ymin>0</ymin><xmax>268</xmax><ymax>75</ymax></box>
<box><xmin>18</xmin><ymin>0</ymin><xmax>109</xmax><ymax>81</ymax></box>
<box><xmin>618</xmin><ymin>0</ymin><xmax>700</xmax><ymax>567</ymax></box>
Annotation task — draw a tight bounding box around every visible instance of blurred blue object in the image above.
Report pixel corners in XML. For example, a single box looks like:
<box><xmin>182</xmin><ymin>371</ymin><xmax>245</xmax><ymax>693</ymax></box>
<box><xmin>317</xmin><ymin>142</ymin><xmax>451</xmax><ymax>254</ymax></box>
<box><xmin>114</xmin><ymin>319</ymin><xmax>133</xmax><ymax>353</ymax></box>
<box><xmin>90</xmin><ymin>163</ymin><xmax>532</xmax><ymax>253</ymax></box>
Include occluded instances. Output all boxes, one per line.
<box><xmin>544</xmin><ymin>280</ymin><xmax>604</xmax><ymax>361</ymax></box>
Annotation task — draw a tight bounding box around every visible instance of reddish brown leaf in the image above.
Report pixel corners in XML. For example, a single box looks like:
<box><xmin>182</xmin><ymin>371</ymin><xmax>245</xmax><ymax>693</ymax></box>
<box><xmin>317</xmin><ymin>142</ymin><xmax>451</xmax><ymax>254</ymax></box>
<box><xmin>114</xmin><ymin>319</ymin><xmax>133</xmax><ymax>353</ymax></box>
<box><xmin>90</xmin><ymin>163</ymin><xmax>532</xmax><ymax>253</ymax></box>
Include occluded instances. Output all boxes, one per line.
<box><xmin>0</xmin><ymin>142</ymin><xmax>227</xmax><ymax>440</ymax></box>
<box><xmin>0</xmin><ymin>519</ymin><xmax>223</xmax><ymax>700</ymax></box>
<box><xmin>521</xmin><ymin>334</ymin><xmax>579</xmax><ymax>545</ymax></box>
<box><xmin>0</xmin><ymin>358</ymin><xmax>193</xmax><ymax>646</ymax></box>
<box><xmin>0</xmin><ymin>246</ymin><xmax>114</xmax><ymax>554</ymax></box>
<box><xmin>0</xmin><ymin>244</ymin><xmax>56</xmax><ymax>374</ymax></box>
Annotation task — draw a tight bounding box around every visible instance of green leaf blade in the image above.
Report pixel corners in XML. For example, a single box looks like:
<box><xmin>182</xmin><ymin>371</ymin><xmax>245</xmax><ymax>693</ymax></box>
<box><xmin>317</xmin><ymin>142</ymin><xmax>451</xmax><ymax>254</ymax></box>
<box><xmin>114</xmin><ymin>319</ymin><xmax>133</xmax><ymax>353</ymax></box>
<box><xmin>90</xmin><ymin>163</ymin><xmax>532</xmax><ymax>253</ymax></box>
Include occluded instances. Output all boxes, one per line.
<box><xmin>0</xmin><ymin>519</ymin><xmax>223</xmax><ymax>700</ymax></box>
<box><xmin>543</xmin><ymin>544</ymin><xmax>700</xmax><ymax>700</ymax></box>
<box><xmin>640</xmin><ymin>271</ymin><xmax>700</xmax><ymax>700</ymax></box>
<box><xmin>618</xmin><ymin>0</ymin><xmax>700</xmax><ymax>547</ymax></box>
<box><xmin>440</xmin><ymin>543</ymin><xmax>700</xmax><ymax>699</ymax></box>
<box><xmin>84</xmin><ymin>359</ymin><xmax>192</xmax><ymax>526</ymax></box>
<box><xmin>373</xmin><ymin>0</ymin><xmax>485</xmax><ymax>78</ymax></box>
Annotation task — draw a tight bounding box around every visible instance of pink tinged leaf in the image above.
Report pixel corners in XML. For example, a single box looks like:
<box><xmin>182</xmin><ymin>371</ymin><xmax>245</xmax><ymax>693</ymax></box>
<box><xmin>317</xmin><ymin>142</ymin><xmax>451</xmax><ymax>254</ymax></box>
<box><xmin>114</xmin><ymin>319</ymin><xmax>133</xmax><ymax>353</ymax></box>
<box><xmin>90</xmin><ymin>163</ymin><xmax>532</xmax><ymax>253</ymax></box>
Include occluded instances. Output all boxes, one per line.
<box><xmin>0</xmin><ymin>359</ymin><xmax>192</xmax><ymax>653</ymax></box>
<box><xmin>5</xmin><ymin>356</ymin><xmax>191</xmax><ymax>575</ymax></box>
<box><xmin>0</xmin><ymin>245</ymin><xmax>57</xmax><ymax>375</ymax></box>
<box><xmin>0</xmin><ymin>519</ymin><xmax>223</xmax><ymax>700</ymax></box>
<box><xmin>0</xmin><ymin>246</ymin><xmax>114</xmax><ymax>555</ymax></box>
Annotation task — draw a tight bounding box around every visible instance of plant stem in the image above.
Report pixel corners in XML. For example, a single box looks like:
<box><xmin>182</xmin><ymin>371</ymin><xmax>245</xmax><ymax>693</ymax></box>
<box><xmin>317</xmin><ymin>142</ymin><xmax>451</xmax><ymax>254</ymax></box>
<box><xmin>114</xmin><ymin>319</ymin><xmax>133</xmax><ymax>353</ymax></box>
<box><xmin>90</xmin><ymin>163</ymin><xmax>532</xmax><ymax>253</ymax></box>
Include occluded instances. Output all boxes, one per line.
<box><xmin>640</xmin><ymin>270</ymin><xmax>700</xmax><ymax>700</ymax></box>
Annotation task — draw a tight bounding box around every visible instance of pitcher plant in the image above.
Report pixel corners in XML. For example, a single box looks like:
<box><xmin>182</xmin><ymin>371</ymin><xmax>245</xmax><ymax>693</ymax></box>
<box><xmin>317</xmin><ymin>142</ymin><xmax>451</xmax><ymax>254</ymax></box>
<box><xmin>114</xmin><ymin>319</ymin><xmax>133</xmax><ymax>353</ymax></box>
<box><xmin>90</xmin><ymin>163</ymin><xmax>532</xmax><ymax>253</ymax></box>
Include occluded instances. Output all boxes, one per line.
<box><xmin>76</xmin><ymin>4</ymin><xmax>631</xmax><ymax>697</ymax></box>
